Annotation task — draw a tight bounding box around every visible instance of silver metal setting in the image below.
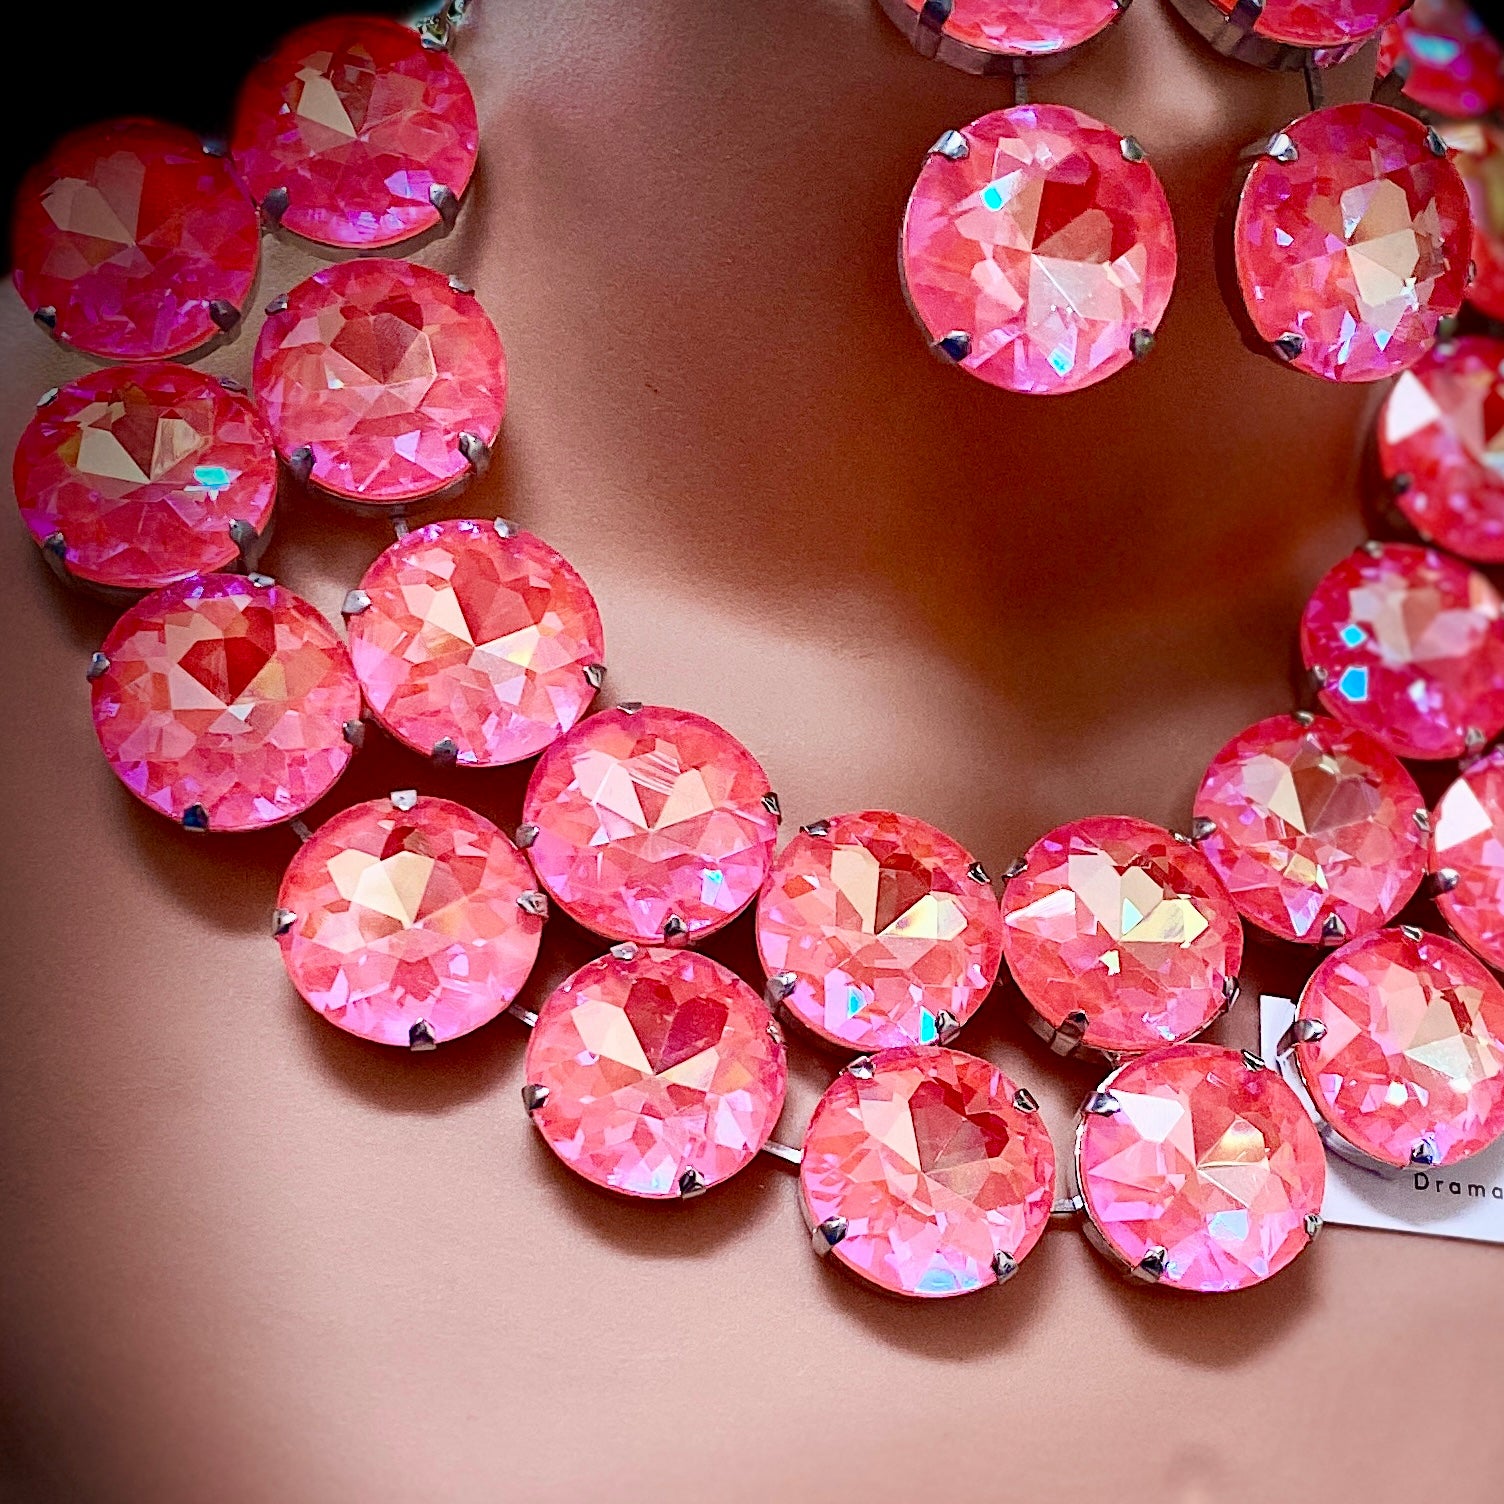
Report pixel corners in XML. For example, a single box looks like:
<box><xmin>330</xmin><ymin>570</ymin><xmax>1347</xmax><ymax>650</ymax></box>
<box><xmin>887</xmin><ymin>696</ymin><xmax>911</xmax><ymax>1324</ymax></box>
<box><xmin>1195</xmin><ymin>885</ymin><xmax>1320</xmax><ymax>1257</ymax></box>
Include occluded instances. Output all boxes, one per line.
<box><xmin>1120</xmin><ymin>135</ymin><xmax>1144</xmax><ymax>163</ymax></box>
<box><xmin>1241</xmin><ymin>1048</ymin><xmax>1268</xmax><ymax>1072</ymax></box>
<box><xmin>1410</xmin><ymin>1135</ymin><xmax>1439</xmax><ymax>1167</ymax></box>
<box><xmin>522</xmin><ymin>1082</ymin><xmax>549</xmax><ymax>1113</ymax></box>
<box><xmin>429</xmin><ymin>183</ymin><xmax>461</xmax><ymax>229</ymax></box>
<box><xmin>764</xmin><ymin>971</ymin><xmax>798</xmax><ymax>1006</ymax></box>
<box><xmin>934</xmin><ymin>1010</ymin><xmax>961</xmax><ymax>1044</ymax></box>
<box><xmin>182</xmin><ymin>803</ymin><xmax>210</xmax><ymax>832</ymax></box>
<box><xmin>1012</xmin><ymin>1087</ymin><xmax>1040</xmax><ymax>1114</ymax></box>
<box><xmin>662</xmin><ymin>914</ymin><xmax>690</xmax><ymax>942</ymax></box>
<box><xmin>493</xmin><ymin>516</ymin><xmax>517</xmax><ymax>539</ymax></box>
<box><xmin>1133</xmin><ymin>1246</ymin><xmax>1169</xmax><ymax>1283</ymax></box>
<box><xmin>1084</xmin><ymin>1090</ymin><xmax>1119</xmax><ymax>1116</ymax></box>
<box><xmin>36</xmin><ymin>386</ymin><xmax>58</xmax><ymax>408</ymax></box>
<box><xmin>933</xmin><ymin>330</ymin><xmax>971</xmax><ymax>363</ymax></box>
<box><xmin>390</xmin><ymin>788</ymin><xmax>419</xmax><ymax>812</ymax></box>
<box><xmin>272</xmin><ymin>907</ymin><xmax>297</xmax><ymax>937</ymax></box>
<box><xmin>800</xmin><ymin>819</ymin><xmax>832</xmax><ymax>838</ymax></box>
<box><xmin>431</xmin><ymin>736</ymin><xmax>460</xmax><ymax>767</ymax></box>
<box><xmin>846</xmin><ymin>1056</ymin><xmax>875</xmax><ymax>1081</ymax></box>
<box><xmin>1188</xmin><ymin>815</ymin><xmax>1217</xmax><ymax>843</ymax></box>
<box><xmin>1413</xmin><ymin>808</ymin><xmax>1431</xmax><ymax>835</ymax></box>
<box><xmin>929</xmin><ymin>129</ymin><xmax>969</xmax><ymax>161</ymax></box>
<box><xmin>1129</xmin><ymin>328</ymin><xmax>1155</xmax><ymax>361</ymax></box>
<box><xmin>457</xmin><ymin>430</ymin><xmax>490</xmax><ymax>476</ymax></box>
<box><xmin>260</xmin><ymin>187</ymin><xmax>290</xmax><ymax>228</ymax></box>
<box><xmin>1399</xmin><ymin>923</ymin><xmax>1424</xmax><ymax>942</ymax></box>
<box><xmin>1272</xmin><ymin>332</ymin><xmax>1305</xmax><ymax>362</ymax></box>
<box><xmin>447</xmin><ymin>274</ymin><xmax>473</xmax><ymax>295</ymax></box>
<box><xmin>207</xmin><ymin>299</ymin><xmax>240</xmax><ymax>334</ymax></box>
<box><xmin>341</xmin><ymin>719</ymin><xmax>365</xmax><ymax>749</ymax></box>
<box><xmin>41</xmin><ymin>532</ymin><xmax>69</xmax><ymax>586</ymax></box>
<box><xmin>583</xmin><ymin>662</ymin><xmax>607</xmax><ymax>690</ymax></box>
<box><xmin>409</xmin><ymin>1019</ymin><xmax>438</xmax><ymax>1051</ymax></box>
<box><xmin>1162</xmin><ymin>0</ymin><xmax>1359</xmax><ymax>71</ymax></box>
<box><xmin>1304</xmin><ymin>1211</ymin><xmax>1322</xmax><ymax>1240</ymax></box>
<box><xmin>1002</xmin><ymin>856</ymin><xmax>1027</xmax><ymax>880</ymax></box>
<box><xmin>676</xmin><ymin>1167</ymin><xmax>708</xmax><ymax>1199</ymax></box>
<box><xmin>286</xmin><ymin>445</ymin><xmax>314</xmax><ymax>485</ymax></box>
<box><xmin>761</xmin><ymin>791</ymin><xmax>782</xmax><ymax>820</ymax></box>
<box><xmin>609</xmin><ymin>942</ymin><xmax>639</xmax><ymax>962</ymax></box>
<box><xmin>617</xmin><ymin>701</ymin><xmax>643</xmax><ymax>715</ymax></box>
<box><xmin>991</xmin><ymin>1250</ymin><xmax>1019</xmax><ymax>1285</ymax></box>
<box><xmin>33</xmin><ymin>305</ymin><xmax>57</xmax><ymax>330</ymax></box>
<box><xmin>966</xmin><ymin>860</ymin><xmax>990</xmax><ymax>884</ymax></box>
<box><xmin>264</xmin><ymin>292</ymin><xmax>289</xmax><ymax>317</ymax></box>
<box><xmin>514</xmin><ymin>823</ymin><xmax>540</xmax><ymax>849</ymax></box>
<box><xmin>1321</xmin><ymin>911</ymin><xmax>1347</xmax><ymax>942</ymax></box>
<box><xmin>811</xmin><ymin>1216</ymin><xmax>847</xmax><ymax>1256</ymax></box>
<box><xmin>1431</xmin><ymin>867</ymin><xmax>1461</xmax><ymax>896</ymax></box>
<box><xmin>342</xmin><ymin>589</ymin><xmax>372</xmax><ymax>616</ymax></box>
<box><xmin>517</xmin><ymin>890</ymin><xmax>550</xmax><ymax>918</ymax></box>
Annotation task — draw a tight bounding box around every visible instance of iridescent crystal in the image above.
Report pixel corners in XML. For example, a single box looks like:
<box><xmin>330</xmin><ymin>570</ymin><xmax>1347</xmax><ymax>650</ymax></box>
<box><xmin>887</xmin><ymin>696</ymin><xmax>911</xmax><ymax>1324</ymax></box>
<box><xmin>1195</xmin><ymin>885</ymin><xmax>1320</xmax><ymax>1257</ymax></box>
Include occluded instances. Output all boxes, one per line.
<box><xmin>1211</xmin><ymin>0</ymin><xmax>1406</xmax><ymax>46</ymax></box>
<box><xmin>1433</xmin><ymin>749</ymin><xmax>1504</xmax><ymax>972</ymax></box>
<box><xmin>891</xmin><ymin>0</ymin><xmax>1121</xmax><ymax>55</ymax></box>
<box><xmin>1442</xmin><ymin>121</ymin><xmax>1504</xmax><ymax>326</ymax></box>
<box><xmin>1378</xmin><ymin>0</ymin><xmax>1504</xmax><ymax>120</ymax></box>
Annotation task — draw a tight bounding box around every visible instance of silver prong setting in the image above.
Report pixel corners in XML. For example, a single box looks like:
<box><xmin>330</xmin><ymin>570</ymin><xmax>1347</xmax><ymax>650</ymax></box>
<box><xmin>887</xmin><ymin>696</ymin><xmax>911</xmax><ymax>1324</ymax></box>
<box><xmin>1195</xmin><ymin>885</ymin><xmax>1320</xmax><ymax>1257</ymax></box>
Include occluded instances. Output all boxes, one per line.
<box><xmin>409</xmin><ymin>1019</ymin><xmax>437</xmax><ymax>1051</ymax></box>
<box><xmin>1133</xmin><ymin>1246</ymin><xmax>1168</xmax><ymax>1283</ymax></box>
<box><xmin>431</xmin><ymin>736</ymin><xmax>459</xmax><ymax>766</ymax></box>
<box><xmin>514</xmin><ymin>823</ymin><xmax>540</xmax><ymax>849</ymax></box>
<box><xmin>272</xmin><ymin>907</ymin><xmax>298</xmax><ymax>937</ymax></box>
<box><xmin>929</xmin><ymin>129</ymin><xmax>969</xmax><ymax>161</ymax></box>
<box><xmin>390</xmin><ymin>788</ymin><xmax>419</xmax><ymax>812</ymax></box>
<box><xmin>342</xmin><ymin>589</ymin><xmax>372</xmax><ymax>616</ymax></box>
<box><xmin>457</xmin><ymin>430</ymin><xmax>490</xmax><ymax>476</ymax></box>
<box><xmin>991</xmin><ymin>1250</ymin><xmax>1019</xmax><ymax>1284</ymax></box>
<box><xmin>429</xmin><ymin>183</ymin><xmax>461</xmax><ymax>230</ymax></box>
<box><xmin>811</xmin><ymin>1216</ymin><xmax>847</xmax><ymax>1256</ymax></box>
<box><xmin>517</xmin><ymin>890</ymin><xmax>550</xmax><ymax>919</ymax></box>
<box><xmin>522</xmin><ymin>1082</ymin><xmax>549</xmax><ymax>1113</ymax></box>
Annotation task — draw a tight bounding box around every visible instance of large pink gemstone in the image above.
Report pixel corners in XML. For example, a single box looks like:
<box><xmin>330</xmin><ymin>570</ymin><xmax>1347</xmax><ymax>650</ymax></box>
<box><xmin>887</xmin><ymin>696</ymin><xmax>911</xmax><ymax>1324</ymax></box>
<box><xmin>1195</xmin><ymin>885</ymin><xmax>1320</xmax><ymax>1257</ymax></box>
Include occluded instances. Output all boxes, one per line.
<box><xmin>1233</xmin><ymin>104</ymin><xmax>1471</xmax><ymax>383</ymax></box>
<box><xmin>231</xmin><ymin>15</ymin><xmax>478</xmax><ymax>249</ymax></box>
<box><xmin>13</xmin><ymin>363</ymin><xmax>277</xmax><ymax>592</ymax></box>
<box><xmin>1194</xmin><ymin>714</ymin><xmax>1426</xmax><ymax>945</ymax></box>
<box><xmin>1296</xmin><ymin>928</ymin><xmax>1504</xmax><ymax>1168</ymax></box>
<box><xmin>1300</xmin><ymin>542</ymin><xmax>1504</xmax><ymax>761</ymax></box>
<box><xmin>1443</xmin><ymin>121</ymin><xmax>1504</xmax><ymax>326</ymax></box>
<box><xmin>1000</xmin><ymin>816</ymin><xmax>1243</xmax><ymax>1056</ymax></box>
<box><xmin>755</xmin><ymin>810</ymin><xmax>1002</xmax><ymax>1052</ymax></box>
<box><xmin>276</xmin><ymin>795</ymin><xmax>542</xmax><ymax>1047</ymax></box>
<box><xmin>1076</xmin><ymin>1043</ymin><xmax>1326</xmax><ymax>1292</ymax></box>
<box><xmin>1378</xmin><ymin>0</ymin><xmax>1504</xmax><ymax>120</ymax></box>
<box><xmin>1380</xmin><ymin>337</ymin><xmax>1504</xmax><ymax>563</ymax></box>
<box><xmin>10</xmin><ymin>118</ymin><xmax>259</xmax><ymax>360</ymax></box>
<box><xmin>891</xmin><ymin>0</ymin><xmax>1121</xmax><ymax>55</ymax></box>
<box><xmin>252</xmin><ymin>258</ymin><xmax>505</xmax><ymax>505</ymax></box>
<box><xmin>1433</xmin><ymin>749</ymin><xmax>1504</xmax><ymax>971</ymax></box>
<box><xmin>799</xmin><ymin>1046</ymin><xmax>1055</xmax><ymax>1298</ymax></box>
<box><xmin>91</xmin><ymin>574</ymin><xmax>359</xmax><ymax>831</ymax></box>
<box><xmin>523</xmin><ymin>946</ymin><xmax>787</xmax><ymax>1198</ymax></box>
<box><xmin>1210</xmin><ymin>0</ymin><xmax>1406</xmax><ymax>46</ymax></box>
<box><xmin>522</xmin><ymin>706</ymin><xmax>779</xmax><ymax>944</ymax></box>
<box><xmin>900</xmin><ymin>104</ymin><xmax>1177</xmax><ymax>396</ymax></box>
<box><xmin>348</xmin><ymin>519</ymin><xmax>604</xmax><ymax>766</ymax></box>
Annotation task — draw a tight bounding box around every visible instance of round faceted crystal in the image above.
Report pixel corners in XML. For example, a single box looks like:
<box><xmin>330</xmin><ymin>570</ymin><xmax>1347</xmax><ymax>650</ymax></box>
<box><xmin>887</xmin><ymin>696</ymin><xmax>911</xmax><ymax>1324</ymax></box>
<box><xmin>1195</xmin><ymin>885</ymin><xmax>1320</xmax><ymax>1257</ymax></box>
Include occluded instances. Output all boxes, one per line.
<box><xmin>755</xmin><ymin>810</ymin><xmax>1003</xmax><ymax>1052</ymax></box>
<box><xmin>231</xmin><ymin>15</ymin><xmax>478</xmax><ymax>248</ymax></box>
<box><xmin>13</xmin><ymin>363</ymin><xmax>276</xmax><ymax>592</ymax></box>
<box><xmin>522</xmin><ymin>706</ymin><xmax>779</xmax><ymax>944</ymax></box>
<box><xmin>1378</xmin><ymin>0</ymin><xmax>1503</xmax><ymax>120</ymax></box>
<box><xmin>1444</xmin><ymin>122</ymin><xmax>1504</xmax><ymax>326</ymax></box>
<box><xmin>1194</xmin><ymin>714</ymin><xmax>1426</xmax><ymax>944</ymax></box>
<box><xmin>277</xmin><ymin>796</ymin><xmax>542</xmax><ymax>1046</ymax></box>
<box><xmin>1297</xmin><ymin>928</ymin><xmax>1504</xmax><ymax>1167</ymax></box>
<box><xmin>1432</xmin><ymin>749</ymin><xmax>1504</xmax><ymax>970</ymax></box>
<box><xmin>1381</xmin><ymin>337</ymin><xmax>1504</xmax><ymax>563</ymax></box>
<box><xmin>348</xmin><ymin>519</ymin><xmax>604</xmax><ymax>766</ymax></box>
<box><xmin>900</xmin><ymin>104</ymin><xmax>1177</xmax><ymax>396</ymax></box>
<box><xmin>524</xmin><ymin>947</ymin><xmax>787</xmax><ymax>1198</ymax></box>
<box><xmin>892</xmin><ymin>0</ymin><xmax>1120</xmax><ymax>54</ymax></box>
<box><xmin>1300</xmin><ymin>543</ymin><xmax>1504</xmax><ymax>761</ymax></box>
<box><xmin>252</xmin><ymin>258</ymin><xmax>506</xmax><ymax>505</ymax></box>
<box><xmin>1210</xmin><ymin>0</ymin><xmax>1406</xmax><ymax>46</ymax></box>
<box><xmin>800</xmin><ymin>1046</ymin><xmax>1055</xmax><ymax>1298</ymax></box>
<box><xmin>1233</xmin><ymin>104</ymin><xmax>1471</xmax><ymax>384</ymax></box>
<box><xmin>1000</xmin><ymin>816</ymin><xmax>1243</xmax><ymax>1055</ymax></box>
<box><xmin>1077</xmin><ymin>1044</ymin><xmax>1325</xmax><ymax>1292</ymax></box>
<box><xmin>10</xmin><ymin>118</ymin><xmax>259</xmax><ymax>360</ymax></box>
<box><xmin>91</xmin><ymin>574</ymin><xmax>359</xmax><ymax>831</ymax></box>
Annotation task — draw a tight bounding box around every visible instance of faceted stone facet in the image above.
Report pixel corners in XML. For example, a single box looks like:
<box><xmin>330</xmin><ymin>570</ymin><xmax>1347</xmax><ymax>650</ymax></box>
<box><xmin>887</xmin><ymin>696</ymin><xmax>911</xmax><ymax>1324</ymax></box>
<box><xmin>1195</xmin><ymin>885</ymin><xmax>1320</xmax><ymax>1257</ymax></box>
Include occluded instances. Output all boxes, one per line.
<box><xmin>348</xmin><ymin>519</ymin><xmax>604</xmax><ymax>766</ymax></box>
<box><xmin>524</xmin><ymin>947</ymin><xmax>787</xmax><ymax>1198</ymax></box>
<box><xmin>231</xmin><ymin>15</ymin><xmax>478</xmax><ymax>248</ymax></box>
<box><xmin>1378</xmin><ymin>0</ymin><xmax>1504</xmax><ymax>121</ymax></box>
<box><xmin>252</xmin><ymin>258</ymin><xmax>506</xmax><ymax>505</ymax></box>
<box><xmin>799</xmin><ymin>1046</ymin><xmax>1055</xmax><ymax>1298</ymax></box>
<box><xmin>1000</xmin><ymin>816</ymin><xmax>1243</xmax><ymax>1055</ymax></box>
<box><xmin>1297</xmin><ymin>928</ymin><xmax>1504</xmax><ymax>1167</ymax></box>
<box><xmin>13</xmin><ymin>363</ymin><xmax>277</xmax><ymax>592</ymax></box>
<box><xmin>1077</xmin><ymin>1044</ymin><xmax>1325</xmax><ymax>1292</ymax></box>
<box><xmin>277</xmin><ymin>795</ymin><xmax>542</xmax><ymax>1046</ymax></box>
<box><xmin>1211</xmin><ymin>0</ymin><xmax>1405</xmax><ymax>46</ymax></box>
<box><xmin>91</xmin><ymin>574</ymin><xmax>359</xmax><ymax>831</ymax></box>
<box><xmin>1300</xmin><ymin>542</ymin><xmax>1504</xmax><ymax>761</ymax></box>
<box><xmin>10</xmin><ymin>118</ymin><xmax>260</xmax><ymax>360</ymax></box>
<box><xmin>893</xmin><ymin>0</ymin><xmax>1121</xmax><ymax>55</ymax></box>
<box><xmin>523</xmin><ymin>706</ymin><xmax>778</xmax><ymax>943</ymax></box>
<box><xmin>1442</xmin><ymin>121</ymin><xmax>1504</xmax><ymax>326</ymax></box>
<box><xmin>1432</xmin><ymin>749</ymin><xmax>1504</xmax><ymax>971</ymax></box>
<box><xmin>755</xmin><ymin>810</ymin><xmax>1003</xmax><ymax>1052</ymax></box>
<box><xmin>1380</xmin><ymin>337</ymin><xmax>1504</xmax><ymax>563</ymax></box>
<box><xmin>1233</xmin><ymin>104</ymin><xmax>1471</xmax><ymax>383</ymax></box>
<box><xmin>1194</xmin><ymin>714</ymin><xmax>1426</xmax><ymax>944</ymax></box>
<box><xmin>900</xmin><ymin>104</ymin><xmax>1177</xmax><ymax>396</ymax></box>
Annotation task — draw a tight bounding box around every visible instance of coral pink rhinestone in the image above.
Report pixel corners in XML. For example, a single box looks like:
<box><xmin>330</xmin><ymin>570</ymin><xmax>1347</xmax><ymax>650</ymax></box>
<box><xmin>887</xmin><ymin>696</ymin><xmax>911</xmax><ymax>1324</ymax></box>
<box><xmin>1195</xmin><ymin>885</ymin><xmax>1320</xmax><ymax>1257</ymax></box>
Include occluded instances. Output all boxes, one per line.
<box><xmin>1193</xmin><ymin>714</ymin><xmax>1426</xmax><ymax>945</ymax></box>
<box><xmin>524</xmin><ymin>947</ymin><xmax>787</xmax><ymax>1198</ymax></box>
<box><xmin>1296</xmin><ymin>928</ymin><xmax>1504</xmax><ymax>1168</ymax></box>
<box><xmin>1432</xmin><ymin>749</ymin><xmax>1504</xmax><ymax>970</ymax></box>
<box><xmin>756</xmin><ymin>810</ymin><xmax>1002</xmax><ymax>1052</ymax></box>
<box><xmin>1209</xmin><ymin>0</ymin><xmax>1406</xmax><ymax>46</ymax></box>
<box><xmin>800</xmin><ymin>1046</ymin><xmax>1055</xmax><ymax>1298</ymax></box>
<box><xmin>1380</xmin><ymin>337</ymin><xmax>1504</xmax><ymax>563</ymax></box>
<box><xmin>1300</xmin><ymin>543</ymin><xmax>1504</xmax><ymax>761</ymax></box>
<box><xmin>91</xmin><ymin>574</ymin><xmax>359</xmax><ymax>831</ymax></box>
<box><xmin>10</xmin><ymin>118</ymin><xmax>259</xmax><ymax>360</ymax></box>
<box><xmin>1444</xmin><ymin>121</ymin><xmax>1504</xmax><ymax>326</ymax></box>
<box><xmin>1378</xmin><ymin>0</ymin><xmax>1503</xmax><ymax>120</ymax></box>
<box><xmin>900</xmin><ymin>104</ymin><xmax>1177</xmax><ymax>396</ymax></box>
<box><xmin>252</xmin><ymin>258</ymin><xmax>505</xmax><ymax>506</ymax></box>
<box><xmin>348</xmin><ymin>519</ymin><xmax>604</xmax><ymax>766</ymax></box>
<box><xmin>522</xmin><ymin>706</ymin><xmax>779</xmax><ymax>944</ymax></box>
<box><xmin>1077</xmin><ymin>1044</ymin><xmax>1325</xmax><ymax>1291</ymax></box>
<box><xmin>1000</xmin><ymin>816</ymin><xmax>1243</xmax><ymax>1056</ymax></box>
<box><xmin>231</xmin><ymin>15</ymin><xmax>477</xmax><ymax>248</ymax></box>
<box><xmin>1233</xmin><ymin>104</ymin><xmax>1471</xmax><ymax>384</ymax></box>
<box><xmin>888</xmin><ymin>0</ymin><xmax>1121</xmax><ymax>55</ymax></box>
<box><xmin>276</xmin><ymin>795</ymin><xmax>542</xmax><ymax>1047</ymax></box>
<box><xmin>13</xmin><ymin>364</ymin><xmax>276</xmax><ymax>593</ymax></box>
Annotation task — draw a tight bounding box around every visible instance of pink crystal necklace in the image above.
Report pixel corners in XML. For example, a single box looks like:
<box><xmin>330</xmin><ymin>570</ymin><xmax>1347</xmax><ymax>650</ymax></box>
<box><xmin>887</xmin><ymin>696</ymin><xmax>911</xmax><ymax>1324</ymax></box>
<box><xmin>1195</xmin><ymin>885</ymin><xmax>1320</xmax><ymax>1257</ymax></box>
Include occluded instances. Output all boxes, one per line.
<box><xmin>12</xmin><ymin>0</ymin><xmax>1504</xmax><ymax>1300</ymax></box>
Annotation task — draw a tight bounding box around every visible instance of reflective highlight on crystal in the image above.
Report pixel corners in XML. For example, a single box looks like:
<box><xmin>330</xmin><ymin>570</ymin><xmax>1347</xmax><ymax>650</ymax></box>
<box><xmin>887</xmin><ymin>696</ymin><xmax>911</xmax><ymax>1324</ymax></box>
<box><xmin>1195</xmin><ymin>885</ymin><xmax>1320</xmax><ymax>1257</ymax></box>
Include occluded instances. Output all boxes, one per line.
<box><xmin>277</xmin><ymin>796</ymin><xmax>542</xmax><ymax>1046</ymax></box>
<box><xmin>800</xmin><ymin>1046</ymin><xmax>1055</xmax><ymax>1298</ymax></box>
<box><xmin>1076</xmin><ymin>1044</ymin><xmax>1325</xmax><ymax>1292</ymax></box>
<box><xmin>894</xmin><ymin>0</ymin><xmax>1120</xmax><ymax>55</ymax></box>
<box><xmin>1297</xmin><ymin>928</ymin><xmax>1504</xmax><ymax>1167</ymax></box>
<box><xmin>524</xmin><ymin>947</ymin><xmax>787</xmax><ymax>1198</ymax></box>
<box><xmin>1211</xmin><ymin>0</ymin><xmax>1406</xmax><ymax>46</ymax></box>
<box><xmin>1378</xmin><ymin>0</ymin><xmax>1504</xmax><ymax>120</ymax></box>
<box><xmin>1194</xmin><ymin>714</ymin><xmax>1426</xmax><ymax>944</ymax></box>
<box><xmin>1443</xmin><ymin>121</ymin><xmax>1504</xmax><ymax>326</ymax></box>
<box><xmin>1434</xmin><ymin>749</ymin><xmax>1504</xmax><ymax>971</ymax></box>
<box><xmin>900</xmin><ymin>105</ymin><xmax>1177</xmax><ymax>395</ymax></box>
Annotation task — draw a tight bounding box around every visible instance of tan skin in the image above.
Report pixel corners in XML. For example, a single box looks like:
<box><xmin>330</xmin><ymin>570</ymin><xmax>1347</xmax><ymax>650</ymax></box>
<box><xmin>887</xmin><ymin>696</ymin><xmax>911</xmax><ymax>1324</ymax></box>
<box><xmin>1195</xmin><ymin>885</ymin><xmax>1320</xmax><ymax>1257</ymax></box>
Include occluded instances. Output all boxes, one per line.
<box><xmin>2</xmin><ymin>3</ymin><xmax>1500</xmax><ymax>1501</ymax></box>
